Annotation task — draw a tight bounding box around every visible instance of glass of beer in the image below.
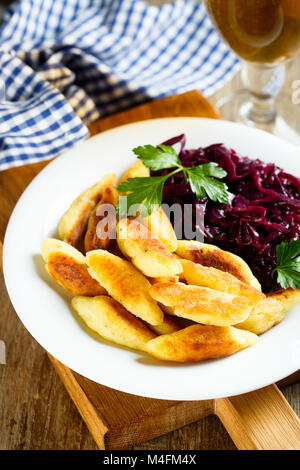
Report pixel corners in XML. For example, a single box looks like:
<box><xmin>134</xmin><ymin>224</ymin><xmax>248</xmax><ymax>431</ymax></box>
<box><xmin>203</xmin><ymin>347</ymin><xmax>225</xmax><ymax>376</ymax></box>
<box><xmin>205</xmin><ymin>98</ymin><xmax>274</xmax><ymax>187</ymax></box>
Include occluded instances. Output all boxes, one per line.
<box><xmin>204</xmin><ymin>0</ymin><xmax>300</xmax><ymax>142</ymax></box>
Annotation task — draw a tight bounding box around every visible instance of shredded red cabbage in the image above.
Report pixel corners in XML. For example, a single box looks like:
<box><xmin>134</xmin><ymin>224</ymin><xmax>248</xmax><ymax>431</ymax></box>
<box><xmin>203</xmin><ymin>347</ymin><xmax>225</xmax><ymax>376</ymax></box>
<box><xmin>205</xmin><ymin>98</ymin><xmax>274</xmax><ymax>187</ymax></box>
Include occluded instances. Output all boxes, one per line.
<box><xmin>154</xmin><ymin>134</ymin><xmax>300</xmax><ymax>293</ymax></box>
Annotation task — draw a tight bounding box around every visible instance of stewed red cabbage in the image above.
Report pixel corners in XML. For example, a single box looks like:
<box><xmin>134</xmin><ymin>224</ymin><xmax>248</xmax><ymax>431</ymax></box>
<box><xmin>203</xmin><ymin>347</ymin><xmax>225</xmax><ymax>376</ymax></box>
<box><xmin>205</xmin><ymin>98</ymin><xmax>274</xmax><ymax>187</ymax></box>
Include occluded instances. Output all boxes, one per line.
<box><xmin>154</xmin><ymin>134</ymin><xmax>300</xmax><ymax>293</ymax></box>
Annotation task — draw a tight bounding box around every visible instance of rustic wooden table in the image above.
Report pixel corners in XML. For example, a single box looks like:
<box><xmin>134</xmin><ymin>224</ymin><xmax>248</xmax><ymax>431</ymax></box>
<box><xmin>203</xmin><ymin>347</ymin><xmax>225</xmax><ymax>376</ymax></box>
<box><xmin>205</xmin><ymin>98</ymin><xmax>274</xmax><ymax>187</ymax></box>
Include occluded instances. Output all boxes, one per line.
<box><xmin>0</xmin><ymin>0</ymin><xmax>299</xmax><ymax>449</ymax></box>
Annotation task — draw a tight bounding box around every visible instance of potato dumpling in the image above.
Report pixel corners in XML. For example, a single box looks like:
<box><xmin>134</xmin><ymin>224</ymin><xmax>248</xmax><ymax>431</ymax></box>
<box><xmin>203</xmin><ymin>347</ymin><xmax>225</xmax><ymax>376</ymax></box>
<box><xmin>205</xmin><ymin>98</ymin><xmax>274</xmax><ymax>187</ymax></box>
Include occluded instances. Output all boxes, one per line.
<box><xmin>236</xmin><ymin>297</ymin><xmax>283</xmax><ymax>336</ymax></box>
<box><xmin>72</xmin><ymin>295</ymin><xmax>156</xmax><ymax>351</ymax></box>
<box><xmin>140</xmin><ymin>208</ymin><xmax>178</xmax><ymax>253</ymax></box>
<box><xmin>271</xmin><ymin>288</ymin><xmax>300</xmax><ymax>312</ymax></box>
<box><xmin>118</xmin><ymin>161</ymin><xmax>177</xmax><ymax>252</ymax></box>
<box><xmin>148</xmin><ymin>314</ymin><xmax>182</xmax><ymax>336</ymax></box>
<box><xmin>118</xmin><ymin>160</ymin><xmax>150</xmax><ymax>185</ymax></box>
<box><xmin>117</xmin><ymin>218</ymin><xmax>182</xmax><ymax>278</ymax></box>
<box><xmin>58</xmin><ymin>173</ymin><xmax>115</xmax><ymax>247</ymax></box>
<box><xmin>145</xmin><ymin>324</ymin><xmax>258</xmax><ymax>362</ymax></box>
<box><xmin>149</xmin><ymin>281</ymin><xmax>257</xmax><ymax>326</ymax></box>
<box><xmin>176</xmin><ymin>240</ymin><xmax>261</xmax><ymax>290</ymax></box>
<box><xmin>149</xmin><ymin>275</ymin><xmax>180</xmax><ymax>285</ymax></box>
<box><xmin>86</xmin><ymin>249</ymin><xmax>164</xmax><ymax>325</ymax></box>
<box><xmin>237</xmin><ymin>288</ymin><xmax>300</xmax><ymax>335</ymax></box>
<box><xmin>41</xmin><ymin>238</ymin><xmax>105</xmax><ymax>296</ymax></box>
<box><xmin>84</xmin><ymin>185</ymin><xmax>119</xmax><ymax>253</ymax></box>
<box><xmin>180</xmin><ymin>258</ymin><xmax>264</xmax><ymax>302</ymax></box>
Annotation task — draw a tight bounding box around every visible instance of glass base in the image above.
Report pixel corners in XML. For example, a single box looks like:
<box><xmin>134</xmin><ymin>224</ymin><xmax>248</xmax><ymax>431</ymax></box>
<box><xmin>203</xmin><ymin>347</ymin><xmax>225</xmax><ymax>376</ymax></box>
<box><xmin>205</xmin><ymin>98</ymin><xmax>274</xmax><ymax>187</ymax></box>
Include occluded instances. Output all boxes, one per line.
<box><xmin>217</xmin><ymin>90</ymin><xmax>300</xmax><ymax>145</ymax></box>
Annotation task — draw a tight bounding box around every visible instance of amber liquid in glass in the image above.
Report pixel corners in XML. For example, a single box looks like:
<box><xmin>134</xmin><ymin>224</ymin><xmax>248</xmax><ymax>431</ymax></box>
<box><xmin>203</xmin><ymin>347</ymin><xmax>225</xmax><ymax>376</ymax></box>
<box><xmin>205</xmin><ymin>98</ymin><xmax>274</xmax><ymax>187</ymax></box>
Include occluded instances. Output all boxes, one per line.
<box><xmin>205</xmin><ymin>0</ymin><xmax>300</xmax><ymax>64</ymax></box>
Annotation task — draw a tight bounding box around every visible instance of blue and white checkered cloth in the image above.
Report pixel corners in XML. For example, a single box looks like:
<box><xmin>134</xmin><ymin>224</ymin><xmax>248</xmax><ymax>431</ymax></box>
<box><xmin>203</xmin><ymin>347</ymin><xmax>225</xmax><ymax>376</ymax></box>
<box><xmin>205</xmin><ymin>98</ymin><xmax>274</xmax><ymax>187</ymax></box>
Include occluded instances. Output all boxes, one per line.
<box><xmin>0</xmin><ymin>0</ymin><xmax>239</xmax><ymax>171</ymax></box>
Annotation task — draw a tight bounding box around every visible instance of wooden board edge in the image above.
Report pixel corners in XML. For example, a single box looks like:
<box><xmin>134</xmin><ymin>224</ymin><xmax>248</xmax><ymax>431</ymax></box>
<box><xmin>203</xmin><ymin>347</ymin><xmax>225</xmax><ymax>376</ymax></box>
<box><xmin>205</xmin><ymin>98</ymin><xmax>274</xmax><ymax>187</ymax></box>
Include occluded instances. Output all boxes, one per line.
<box><xmin>88</xmin><ymin>90</ymin><xmax>221</xmax><ymax>136</ymax></box>
<box><xmin>277</xmin><ymin>370</ymin><xmax>300</xmax><ymax>388</ymax></box>
<box><xmin>48</xmin><ymin>353</ymin><xmax>109</xmax><ymax>449</ymax></box>
<box><xmin>106</xmin><ymin>399</ymin><xmax>214</xmax><ymax>449</ymax></box>
<box><xmin>215</xmin><ymin>384</ymin><xmax>300</xmax><ymax>450</ymax></box>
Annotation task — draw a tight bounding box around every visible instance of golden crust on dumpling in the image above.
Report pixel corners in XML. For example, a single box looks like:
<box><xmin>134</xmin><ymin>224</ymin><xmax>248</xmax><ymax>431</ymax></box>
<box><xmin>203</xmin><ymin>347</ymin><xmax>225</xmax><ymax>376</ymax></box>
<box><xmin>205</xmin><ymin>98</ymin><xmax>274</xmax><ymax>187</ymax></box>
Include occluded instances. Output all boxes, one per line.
<box><xmin>237</xmin><ymin>288</ymin><xmax>300</xmax><ymax>335</ymax></box>
<box><xmin>118</xmin><ymin>161</ymin><xmax>177</xmax><ymax>252</ymax></box>
<box><xmin>41</xmin><ymin>238</ymin><xmax>105</xmax><ymax>296</ymax></box>
<box><xmin>236</xmin><ymin>297</ymin><xmax>283</xmax><ymax>335</ymax></box>
<box><xmin>149</xmin><ymin>281</ymin><xmax>256</xmax><ymax>326</ymax></box>
<box><xmin>86</xmin><ymin>249</ymin><xmax>164</xmax><ymax>325</ymax></box>
<box><xmin>148</xmin><ymin>314</ymin><xmax>182</xmax><ymax>335</ymax></box>
<box><xmin>149</xmin><ymin>276</ymin><xmax>179</xmax><ymax>285</ymax></box>
<box><xmin>117</xmin><ymin>218</ymin><xmax>182</xmax><ymax>278</ymax></box>
<box><xmin>58</xmin><ymin>173</ymin><xmax>116</xmax><ymax>247</ymax></box>
<box><xmin>118</xmin><ymin>160</ymin><xmax>150</xmax><ymax>185</ymax></box>
<box><xmin>180</xmin><ymin>258</ymin><xmax>264</xmax><ymax>302</ymax></box>
<box><xmin>271</xmin><ymin>288</ymin><xmax>300</xmax><ymax>312</ymax></box>
<box><xmin>176</xmin><ymin>240</ymin><xmax>261</xmax><ymax>290</ymax></box>
<box><xmin>145</xmin><ymin>324</ymin><xmax>258</xmax><ymax>362</ymax></box>
<box><xmin>140</xmin><ymin>208</ymin><xmax>178</xmax><ymax>253</ymax></box>
<box><xmin>84</xmin><ymin>185</ymin><xmax>119</xmax><ymax>254</ymax></box>
<box><xmin>72</xmin><ymin>295</ymin><xmax>156</xmax><ymax>351</ymax></box>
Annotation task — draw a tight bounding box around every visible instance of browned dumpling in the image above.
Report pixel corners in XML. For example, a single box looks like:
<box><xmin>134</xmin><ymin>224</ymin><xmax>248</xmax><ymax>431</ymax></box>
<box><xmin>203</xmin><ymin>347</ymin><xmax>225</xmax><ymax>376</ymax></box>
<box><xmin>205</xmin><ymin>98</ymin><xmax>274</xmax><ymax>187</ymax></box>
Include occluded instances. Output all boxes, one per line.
<box><xmin>72</xmin><ymin>295</ymin><xmax>156</xmax><ymax>351</ymax></box>
<box><xmin>118</xmin><ymin>160</ymin><xmax>150</xmax><ymax>184</ymax></box>
<box><xmin>176</xmin><ymin>240</ymin><xmax>261</xmax><ymax>290</ymax></box>
<box><xmin>58</xmin><ymin>173</ymin><xmax>115</xmax><ymax>247</ymax></box>
<box><xmin>84</xmin><ymin>185</ymin><xmax>119</xmax><ymax>253</ymax></box>
<box><xmin>145</xmin><ymin>324</ymin><xmax>258</xmax><ymax>362</ymax></box>
<box><xmin>86</xmin><ymin>249</ymin><xmax>164</xmax><ymax>325</ymax></box>
<box><xmin>271</xmin><ymin>288</ymin><xmax>300</xmax><ymax>312</ymax></box>
<box><xmin>180</xmin><ymin>258</ymin><xmax>264</xmax><ymax>302</ymax></box>
<box><xmin>140</xmin><ymin>208</ymin><xmax>178</xmax><ymax>253</ymax></box>
<box><xmin>41</xmin><ymin>239</ymin><xmax>105</xmax><ymax>296</ymax></box>
<box><xmin>117</xmin><ymin>218</ymin><xmax>182</xmax><ymax>278</ymax></box>
<box><xmin>237</xmin><ymin>288</ymin><xmax>300</xmax><ymax>335</ymax></box>
<box><xmin>147</xmin><ymin>314</ymin><xmax>182</xmax><ymax>336</ymax></box>
<box><xmin>118</xmin><ymin>161</ymin><xmax>177</xmax><ymax>252</ymax></box>
<box><xmin>149</xmin><ymin>280</ymin><xmax>257</xmax><ymax>326</ymax></box>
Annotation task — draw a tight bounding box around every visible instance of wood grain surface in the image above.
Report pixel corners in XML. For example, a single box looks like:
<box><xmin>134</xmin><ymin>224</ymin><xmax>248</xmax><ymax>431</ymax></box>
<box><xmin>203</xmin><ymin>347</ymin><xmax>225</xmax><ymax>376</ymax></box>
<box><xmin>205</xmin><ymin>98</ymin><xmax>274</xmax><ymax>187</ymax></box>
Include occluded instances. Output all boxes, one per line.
<box><xmin>1</xmin><ymin>81</ymin><xmax>300</xmax><ymax>449</ymax></box>
<box><xmin>49</xmin><ymin>353</ymin><xmax>216</xmax><ymax>450</ymax></box>
<box><xmin>216</xmin><ymin>385</ymin><xmax>300</xmax><ymax>450</ymax></box>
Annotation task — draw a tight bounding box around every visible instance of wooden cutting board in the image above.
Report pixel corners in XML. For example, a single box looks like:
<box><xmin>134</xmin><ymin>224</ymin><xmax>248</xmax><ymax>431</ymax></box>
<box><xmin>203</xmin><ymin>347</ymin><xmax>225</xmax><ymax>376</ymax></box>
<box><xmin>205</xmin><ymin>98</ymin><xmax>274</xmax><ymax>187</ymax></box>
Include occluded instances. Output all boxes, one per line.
<box><xmin>1</xmin><ymin>91</ymin><xmax>300</xmax><ymax>450</ymax></box>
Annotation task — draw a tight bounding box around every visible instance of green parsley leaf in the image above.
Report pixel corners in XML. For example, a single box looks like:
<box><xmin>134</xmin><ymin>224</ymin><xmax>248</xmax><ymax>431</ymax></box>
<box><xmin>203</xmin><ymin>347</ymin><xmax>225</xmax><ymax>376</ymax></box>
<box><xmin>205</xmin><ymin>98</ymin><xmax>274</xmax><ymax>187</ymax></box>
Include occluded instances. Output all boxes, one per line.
<box><xmin>117</xmin><ymin>175</ymin><xmax>170</xmax><ymax>217</ymax></box>
<box><xmin>273</xmin><ymin>239</ymin><xmax>300</xmax><ymax>290</ymax></box>
<box><xmin>196</xmin><ymin>162</ymin><xmax>227</xmax><ymax>179</ymax></box>
<box><xmin>276</xmin><ymin>239</ymin><xmax>300</xmax><ymax>266</ymax></box>
<box><xmin>133</xmin><ymin>144</ymin><xmax>181</xmax><ymax>171</ymax></box>
<box><xmin>118</xmin><ymin>143</ymin><xmax>230</xmax><ymax>216</ymax></box>
<box><xmin>186</xmin><ymin>164</ymin><xmax>229</xmax><ymax>204</ymax></box>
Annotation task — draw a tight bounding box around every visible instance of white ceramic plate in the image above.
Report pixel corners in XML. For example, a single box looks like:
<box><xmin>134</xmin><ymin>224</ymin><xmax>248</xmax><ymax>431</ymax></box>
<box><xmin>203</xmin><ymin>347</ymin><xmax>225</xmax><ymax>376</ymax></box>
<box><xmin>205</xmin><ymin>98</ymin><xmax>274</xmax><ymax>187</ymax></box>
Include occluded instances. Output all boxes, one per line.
<box><xmin>3</xmin><ymin>118</ymin><xmax>300</xmax><ymax>400</ymax></box>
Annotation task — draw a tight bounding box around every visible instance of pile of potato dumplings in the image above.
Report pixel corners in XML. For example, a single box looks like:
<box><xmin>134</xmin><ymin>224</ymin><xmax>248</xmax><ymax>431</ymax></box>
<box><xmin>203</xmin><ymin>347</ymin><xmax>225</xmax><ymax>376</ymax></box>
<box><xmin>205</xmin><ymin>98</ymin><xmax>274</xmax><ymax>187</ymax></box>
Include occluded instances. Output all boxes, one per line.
<box><xmin>41</xmin><ymin>161</ymin><xmax>300</xmax><ymax>363</ymax></box>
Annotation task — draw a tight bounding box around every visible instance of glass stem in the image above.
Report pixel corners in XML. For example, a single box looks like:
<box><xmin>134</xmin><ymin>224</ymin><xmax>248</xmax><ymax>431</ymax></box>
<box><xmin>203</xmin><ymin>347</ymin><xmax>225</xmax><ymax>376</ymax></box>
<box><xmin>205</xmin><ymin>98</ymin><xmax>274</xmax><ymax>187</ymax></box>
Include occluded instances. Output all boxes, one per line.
<box><xmin>241</xmin><ymin>61</ymin><xmax>286</xmax><ymax>124</ymax></box>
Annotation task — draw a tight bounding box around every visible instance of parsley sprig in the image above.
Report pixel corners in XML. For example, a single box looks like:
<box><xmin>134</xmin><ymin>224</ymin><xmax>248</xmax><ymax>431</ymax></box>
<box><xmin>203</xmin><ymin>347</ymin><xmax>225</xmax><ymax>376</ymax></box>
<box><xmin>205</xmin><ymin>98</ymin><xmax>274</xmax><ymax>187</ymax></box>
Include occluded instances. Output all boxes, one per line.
<box><xmin>117</xmin><ymin>144</ymin><xmax>229</xmax><ymax>216</ymax></box>
<box><xmin>272</xmin><ymin>239</ymin><xmax>300</xmax><ymax>290</ymax></box>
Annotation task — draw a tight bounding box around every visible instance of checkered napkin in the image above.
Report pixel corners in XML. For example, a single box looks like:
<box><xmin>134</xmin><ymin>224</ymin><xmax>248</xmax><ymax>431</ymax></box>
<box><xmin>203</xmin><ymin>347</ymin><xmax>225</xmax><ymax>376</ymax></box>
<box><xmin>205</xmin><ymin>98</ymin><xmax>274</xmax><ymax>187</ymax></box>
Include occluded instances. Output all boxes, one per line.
<box><xmin>0</xmin><ymin>0</ymin><xmax>239</xmax><ymax>171</ymax></box>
